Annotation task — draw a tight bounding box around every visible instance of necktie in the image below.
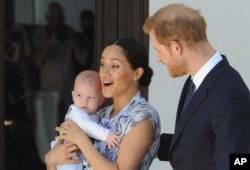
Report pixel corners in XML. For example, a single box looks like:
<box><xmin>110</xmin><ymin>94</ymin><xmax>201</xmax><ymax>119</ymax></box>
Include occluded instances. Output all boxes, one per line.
<box><xmin>181</xmin><ymin>79</ymin><xmax>195</xmax><ymax>115</ymax></box>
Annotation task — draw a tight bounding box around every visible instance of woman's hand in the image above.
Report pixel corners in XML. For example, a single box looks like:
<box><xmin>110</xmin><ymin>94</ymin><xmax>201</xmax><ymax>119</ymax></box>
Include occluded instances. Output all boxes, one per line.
<box><xmin>45</xmin><ymin>139</ymin><xmax>81</xmax><ymax>170</ymax></box>
<box><xmin>56</xmin><ymin>118</ymin><xmax>89</xmax><ymax>145</ymax></box>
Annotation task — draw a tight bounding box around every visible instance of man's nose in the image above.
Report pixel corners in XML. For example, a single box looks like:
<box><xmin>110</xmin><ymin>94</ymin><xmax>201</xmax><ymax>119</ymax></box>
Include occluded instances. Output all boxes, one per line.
<box><xmin>156</xmin><ymin>55</ymin><xmax>161</xmax><ymax>62</ymax></box>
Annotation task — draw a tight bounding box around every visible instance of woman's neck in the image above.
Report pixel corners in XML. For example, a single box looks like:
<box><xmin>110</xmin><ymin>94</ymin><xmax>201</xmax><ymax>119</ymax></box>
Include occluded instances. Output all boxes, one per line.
<box><xmin>110</xmin><ymin>90</ymin><xmax>139</xmax><ymax>118</ymax></box>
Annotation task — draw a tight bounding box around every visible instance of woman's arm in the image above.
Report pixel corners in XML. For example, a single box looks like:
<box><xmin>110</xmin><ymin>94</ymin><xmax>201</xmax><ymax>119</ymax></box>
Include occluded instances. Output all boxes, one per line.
<box><xmin>116</xmin><ymin>118</ymin><xmax>154</xmax><ymax>169</ymax></box>
<box><xmin>44</xmin><ymin>139</ymin><xmax>81</xmax><ymax>170</ymax></box>
<box><xmin>57</xmin><ymin>118</ymin><xmax>154</xmax><ymax>170</ymax></box>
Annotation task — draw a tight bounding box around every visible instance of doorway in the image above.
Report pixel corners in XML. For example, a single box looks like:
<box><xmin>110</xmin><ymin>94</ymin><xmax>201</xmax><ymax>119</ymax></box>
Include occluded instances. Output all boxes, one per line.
<box><xmin>0</xmin><ymin>0</ymin><xmax>149</xmax><ymax>169</ymax></box>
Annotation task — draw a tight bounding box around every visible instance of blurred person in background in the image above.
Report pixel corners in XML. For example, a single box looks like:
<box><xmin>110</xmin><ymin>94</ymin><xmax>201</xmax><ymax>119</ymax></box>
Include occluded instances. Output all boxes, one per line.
<box><xmin>32</xmin><ymin>2</ymin><xmax>79</xmax><ymax>123</ymax></box>
<box><xmin>73</xmin><ymin>9</ymin><xmax>95</xmax><ymax>73</ymax></box>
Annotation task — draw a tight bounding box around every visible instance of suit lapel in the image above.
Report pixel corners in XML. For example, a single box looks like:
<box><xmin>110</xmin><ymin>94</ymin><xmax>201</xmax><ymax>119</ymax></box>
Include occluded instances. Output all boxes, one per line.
<box><xmin>169</xmin><ymin>56</ymin><xmax>229</xmax><ymax>158</ymax></box>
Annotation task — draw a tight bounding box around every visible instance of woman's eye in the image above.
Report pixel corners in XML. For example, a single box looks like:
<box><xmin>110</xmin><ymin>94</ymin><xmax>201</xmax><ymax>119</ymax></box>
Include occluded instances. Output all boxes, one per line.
<box><xmin>99</xmin><ymin>63</ymin><xmax>119</xmax><ymax>70</ymax></box>
<box><xmin>111</xmin><ymin>65</ymin><xmax>119</xmax><ymax>69</ymax></box>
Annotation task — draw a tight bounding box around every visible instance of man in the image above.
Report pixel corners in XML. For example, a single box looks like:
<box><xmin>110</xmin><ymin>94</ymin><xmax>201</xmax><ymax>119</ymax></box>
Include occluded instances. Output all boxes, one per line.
<box><xmin>143</xmin><ymin>3</ymin><xmax>250</xmax><ymax>170</ymax></box>
<box><xmin>32</xmin><ymin>2</ymin><xmax>77</xmax><ymax>123</ymax></box>
<box><xmin>31</xmin><ymin>2</ymin><xmax>78</xmax><ymax>160</ymax></box>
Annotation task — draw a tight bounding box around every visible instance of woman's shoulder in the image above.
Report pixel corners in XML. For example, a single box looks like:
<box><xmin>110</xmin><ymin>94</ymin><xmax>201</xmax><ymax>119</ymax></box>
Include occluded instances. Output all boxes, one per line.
<box><xmin>131</xmin><ymin>93</ymin><xmax>158</xmax><ymax>114</ymax></box>
<box><xmin>129</xmin><ymin>93</ymin><xmax>160</xmax><ymax>124</ymax></box>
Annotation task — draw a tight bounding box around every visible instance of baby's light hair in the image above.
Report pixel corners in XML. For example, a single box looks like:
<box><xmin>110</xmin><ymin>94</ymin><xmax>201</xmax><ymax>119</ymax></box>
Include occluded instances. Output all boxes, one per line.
<box><xmin>74</xmin><ymin>70</ymin><xmax>102</xmax><ymax>92</ymax></box>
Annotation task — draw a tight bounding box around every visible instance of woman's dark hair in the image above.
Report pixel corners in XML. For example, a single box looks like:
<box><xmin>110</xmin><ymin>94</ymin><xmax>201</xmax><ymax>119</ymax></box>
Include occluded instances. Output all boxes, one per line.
<box><xmin>112</xmin><ymin>38</ymin><xmax>153</xmax><ymax>87</ymax></box>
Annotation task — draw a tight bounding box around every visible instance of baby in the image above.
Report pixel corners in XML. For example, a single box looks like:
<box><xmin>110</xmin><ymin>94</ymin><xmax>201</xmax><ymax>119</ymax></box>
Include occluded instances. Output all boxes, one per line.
<box><xmin>51</xmin><ymin>70</ymin><xmax>120</xmax><ymax>170</ymax></box>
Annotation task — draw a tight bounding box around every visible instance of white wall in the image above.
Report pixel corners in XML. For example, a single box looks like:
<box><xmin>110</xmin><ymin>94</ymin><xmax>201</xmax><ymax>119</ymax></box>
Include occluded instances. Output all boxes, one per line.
<box><xmin>148</xmin><ymin>1</ymin><xmax>250</xmax><ymax>170</ymax></box>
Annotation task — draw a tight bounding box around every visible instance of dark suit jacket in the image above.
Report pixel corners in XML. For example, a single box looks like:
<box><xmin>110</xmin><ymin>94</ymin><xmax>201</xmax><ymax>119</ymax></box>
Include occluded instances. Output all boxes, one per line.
<box><xmin>158</xmin><ymin>56</ymin><xmax>250</xmax><ymax>170</ymax></box>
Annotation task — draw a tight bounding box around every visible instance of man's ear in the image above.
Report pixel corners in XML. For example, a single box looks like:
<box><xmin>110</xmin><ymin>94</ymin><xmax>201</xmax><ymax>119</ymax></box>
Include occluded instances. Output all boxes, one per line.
<box><xmin>170</xmin><ymin>40</ymin><xmax>183</xmax><ymax>54</ymax></box>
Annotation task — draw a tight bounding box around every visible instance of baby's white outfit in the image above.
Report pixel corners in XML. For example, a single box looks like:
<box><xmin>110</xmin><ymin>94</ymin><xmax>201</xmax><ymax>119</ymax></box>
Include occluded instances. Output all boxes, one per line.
<box><xmin>51</xmin><ymin>104</ymin><xmax>110</xmax><ymax>170</ymax></box>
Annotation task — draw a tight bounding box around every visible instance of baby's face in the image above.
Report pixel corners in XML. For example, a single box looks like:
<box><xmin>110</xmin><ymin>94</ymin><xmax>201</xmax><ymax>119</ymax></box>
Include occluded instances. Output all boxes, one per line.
<box><xmin>72</xmin><ymin>83</ymin><xmax>103</xmax><ymax>114</ymax></box>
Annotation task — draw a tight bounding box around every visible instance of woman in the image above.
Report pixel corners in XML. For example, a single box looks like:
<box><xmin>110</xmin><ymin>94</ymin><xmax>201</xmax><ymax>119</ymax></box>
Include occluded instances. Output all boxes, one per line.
<box><xmin>45</xmin><ymin>39</ymin><xmax>161</xmax><ymax>170</ymax></box>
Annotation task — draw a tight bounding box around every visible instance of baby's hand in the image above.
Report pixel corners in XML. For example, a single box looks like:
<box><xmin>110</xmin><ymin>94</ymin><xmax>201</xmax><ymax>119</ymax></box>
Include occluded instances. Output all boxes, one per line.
<box><xmin>106</xmin><ymin>131</ymin><xmax>121</xmax><ymax>150</ymax></box>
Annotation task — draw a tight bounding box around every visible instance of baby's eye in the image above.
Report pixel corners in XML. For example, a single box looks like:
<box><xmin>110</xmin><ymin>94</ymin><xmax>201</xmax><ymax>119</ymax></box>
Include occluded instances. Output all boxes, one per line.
<box><xmin>87</xmin><ymin>96</ymin><xmax>97</xmax><ymax>102</ymax></box>
<box><xmin>100</xmin><ymin>63</ymin><xmax>105</xmax><ymax>67</ymax></box>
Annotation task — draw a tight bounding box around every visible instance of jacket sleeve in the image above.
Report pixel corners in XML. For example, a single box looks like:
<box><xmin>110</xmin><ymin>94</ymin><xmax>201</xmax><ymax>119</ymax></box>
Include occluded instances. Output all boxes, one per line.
<box><xmin>158</xmin><ymin>133</ymin><xmax>173</xmax><ymax>161</ymax></box>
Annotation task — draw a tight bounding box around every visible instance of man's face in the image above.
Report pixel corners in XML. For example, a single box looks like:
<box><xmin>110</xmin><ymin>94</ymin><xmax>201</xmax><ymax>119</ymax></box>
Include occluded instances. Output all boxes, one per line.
<box><xmin>46</xmin><ymin>12</ymin><xmax>64</xmax><ymax>30</ymax></box>
<box><xmin>149</xmin><ymin>31</ymin><xmax>187</xmax><ymax>77</ymax></box>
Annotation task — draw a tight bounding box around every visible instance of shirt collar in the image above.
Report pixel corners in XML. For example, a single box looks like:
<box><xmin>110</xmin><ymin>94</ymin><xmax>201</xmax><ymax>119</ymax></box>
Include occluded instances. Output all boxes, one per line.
<box><xmin>193</xmin><ymin>51</ymin><xmax>223</xmax><ymax>90</ymax></box>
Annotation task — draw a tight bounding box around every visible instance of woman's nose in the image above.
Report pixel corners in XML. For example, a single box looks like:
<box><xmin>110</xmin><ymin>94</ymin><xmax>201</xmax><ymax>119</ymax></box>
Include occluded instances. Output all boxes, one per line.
<box><xmin>101</xmin><ymin>66</ymin><xmax>110</xmax><ymax>75</ymax></box>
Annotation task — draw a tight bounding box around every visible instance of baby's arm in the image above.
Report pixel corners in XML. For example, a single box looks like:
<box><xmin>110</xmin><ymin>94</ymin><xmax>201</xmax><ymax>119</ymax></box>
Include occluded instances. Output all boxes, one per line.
<box><xmin>67</xmin><ymin>105</ymin><xmax>117</xmax><ymax>142</ymax></box>
<box><xmin>67</xmin><ymin>105</ymin><xmax>121</xmax><ymax>148</ymax></box>
<box><xmin>106</xmin><ymin>131</ymin><xmax>121</xmax><ymax>149</ymax></box>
